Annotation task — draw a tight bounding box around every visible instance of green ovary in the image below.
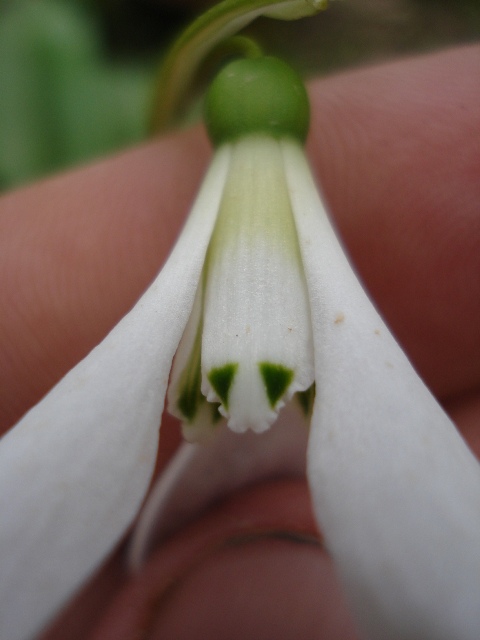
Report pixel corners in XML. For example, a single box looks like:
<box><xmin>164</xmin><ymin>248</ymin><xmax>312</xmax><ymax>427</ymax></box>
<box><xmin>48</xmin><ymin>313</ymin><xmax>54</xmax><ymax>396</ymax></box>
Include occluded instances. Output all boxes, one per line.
<box><xmin>204</xmin><ymin>56</ymin><xmax>310</xmax><ymax>146</ymax></box>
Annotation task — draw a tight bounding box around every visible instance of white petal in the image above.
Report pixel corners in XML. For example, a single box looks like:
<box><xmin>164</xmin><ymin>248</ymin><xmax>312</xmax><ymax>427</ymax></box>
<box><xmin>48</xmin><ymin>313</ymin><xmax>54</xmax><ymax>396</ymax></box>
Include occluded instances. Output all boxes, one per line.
<box><xmin>127</xmin><ymin>402</ymin><xmax>308</xmax><ymax>571</ymax></box>
<box><xmin>167</xmin><ymin>279</ymin><xmax>205</xmax><ymax>422</ymax></box>
<box><xmin>202</xmin><ymin>136</ymin><xmax>314</xmax><ymax>433</ymax></box>
<box><xmin>283</xmin><ymin>140</ymin><xmax>480</xmax><ymax>640</ymax></box>
<box><xmin>167</xmin><ymin>274</ymin><xmax>226</xmax><ymax>442</ymax></box>
<box><xmin>0</xmin><ymin>145</ymin><xmax>230</xmax><ymax>640</ymax></box>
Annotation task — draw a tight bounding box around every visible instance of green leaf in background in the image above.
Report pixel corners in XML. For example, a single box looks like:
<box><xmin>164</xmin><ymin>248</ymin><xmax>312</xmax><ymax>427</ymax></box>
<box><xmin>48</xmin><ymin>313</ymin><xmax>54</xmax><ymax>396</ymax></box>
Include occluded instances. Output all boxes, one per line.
<box><xmin>0</xmin><ymin>0</ymin><xmax>152</xmax><ymax>190</ymax></box>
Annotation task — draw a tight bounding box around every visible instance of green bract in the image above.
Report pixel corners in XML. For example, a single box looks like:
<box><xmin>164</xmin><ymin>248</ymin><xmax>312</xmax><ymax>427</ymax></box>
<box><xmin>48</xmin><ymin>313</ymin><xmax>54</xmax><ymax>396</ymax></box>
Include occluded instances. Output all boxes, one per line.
<box><xmin>204</xmin><ymin>56</ymin><xmax>310</xmax><ymax>145</ymax></box>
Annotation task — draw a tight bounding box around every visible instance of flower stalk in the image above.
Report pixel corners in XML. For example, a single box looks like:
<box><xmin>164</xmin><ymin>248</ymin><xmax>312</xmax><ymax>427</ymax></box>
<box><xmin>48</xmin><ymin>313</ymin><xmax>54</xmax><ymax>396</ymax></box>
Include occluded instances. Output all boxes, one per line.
<box><xmin>150</xmin><ymin>0</ymin><xmax>328</xmax><ymax>131</ymax></box>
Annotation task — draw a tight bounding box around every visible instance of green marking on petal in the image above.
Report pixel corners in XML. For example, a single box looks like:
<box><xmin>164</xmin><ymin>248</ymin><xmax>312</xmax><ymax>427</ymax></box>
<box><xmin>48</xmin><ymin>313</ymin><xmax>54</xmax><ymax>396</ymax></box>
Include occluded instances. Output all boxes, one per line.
<box><xmin>296</xmin><ymin>382</ymin><xmax>316</xmax><ymax>417</ymax></box>
<box><xmin>176</xmin><ymin>365</ymin><xmax>202</xmax><ymax>421</ymax></box>
<box><xmin>208</xmin><ymin>363</ymin><xmax>238</xmax><ymax>408</ymax></box>
<box><xmin>176</xmin><ymin>328</ymin><xmax>203</xmax><ymax>422</ymax></box>
<box><xmin>259</xmin><ymin>362</ymin><xmax>294</xmax><ymax>408</ymax></box>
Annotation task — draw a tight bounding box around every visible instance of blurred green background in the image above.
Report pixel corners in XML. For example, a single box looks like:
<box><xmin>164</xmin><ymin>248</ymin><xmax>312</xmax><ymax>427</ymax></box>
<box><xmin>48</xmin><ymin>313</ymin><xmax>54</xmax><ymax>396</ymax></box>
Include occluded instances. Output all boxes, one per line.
<box><xmin>0</xmin><ymin>0</ymin><xmax>479</xmax><ymax>191</ymax></box>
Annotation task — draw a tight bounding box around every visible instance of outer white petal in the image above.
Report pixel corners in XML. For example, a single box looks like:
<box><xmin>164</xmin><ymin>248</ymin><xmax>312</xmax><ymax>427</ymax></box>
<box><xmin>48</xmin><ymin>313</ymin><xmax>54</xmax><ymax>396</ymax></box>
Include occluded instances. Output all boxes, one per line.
<box><xmin>0</xmin><ymin>146</ymin><xmax>230</xmax><ymax>640</ymax></box>
<box><xmin>283</xmin><ymin>140</ymin><xmax>480</xmax><ymax>640</ymax></box>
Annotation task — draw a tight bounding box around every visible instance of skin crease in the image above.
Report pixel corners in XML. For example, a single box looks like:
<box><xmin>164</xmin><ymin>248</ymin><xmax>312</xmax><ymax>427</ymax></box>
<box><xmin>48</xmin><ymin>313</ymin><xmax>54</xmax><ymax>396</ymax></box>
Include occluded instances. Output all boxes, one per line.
<box><xmin>0</xmin><ymin>45</ymin><xmax>478</xmax><ymax>639</ymax></box>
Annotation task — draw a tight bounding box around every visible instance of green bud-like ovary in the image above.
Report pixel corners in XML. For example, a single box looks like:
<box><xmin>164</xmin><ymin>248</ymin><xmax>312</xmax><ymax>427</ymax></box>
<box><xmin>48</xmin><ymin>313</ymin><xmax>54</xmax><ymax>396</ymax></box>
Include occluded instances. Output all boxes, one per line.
<box><xmin>204</xmin><ymin>56</ymin><xmax>309</xmax><ymax>145</ymax></box>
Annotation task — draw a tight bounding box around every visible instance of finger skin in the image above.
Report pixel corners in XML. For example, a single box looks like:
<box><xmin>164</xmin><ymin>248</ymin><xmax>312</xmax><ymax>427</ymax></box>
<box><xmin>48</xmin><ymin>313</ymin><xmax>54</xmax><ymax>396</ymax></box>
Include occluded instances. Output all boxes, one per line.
<box><xmin>0</xmin><ymin>131</ymin><xmax>209</xmax><ymax>431</ymax></box>
<box><xmin>307</xmin><ymin>44</ymin><xmax>480</xmax><ymax>400</ymax></box>
<box><xmin>0</xmin><ymin>45</ymin><xmax>479</xmax><ymax>432</ymax></box>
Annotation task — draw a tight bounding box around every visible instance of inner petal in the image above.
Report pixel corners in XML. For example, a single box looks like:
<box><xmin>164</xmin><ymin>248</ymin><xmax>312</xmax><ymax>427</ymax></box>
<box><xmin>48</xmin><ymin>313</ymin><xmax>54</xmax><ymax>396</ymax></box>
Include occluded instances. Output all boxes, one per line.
<box><xmin>168</xmin><ymin>283</ymin><xmax>225</xmax><ymax>442</ymax></box>
<box><xmin>201</xmin><ymin>135</ymin><xmax>314</xmax><ymax>433</ymax></box>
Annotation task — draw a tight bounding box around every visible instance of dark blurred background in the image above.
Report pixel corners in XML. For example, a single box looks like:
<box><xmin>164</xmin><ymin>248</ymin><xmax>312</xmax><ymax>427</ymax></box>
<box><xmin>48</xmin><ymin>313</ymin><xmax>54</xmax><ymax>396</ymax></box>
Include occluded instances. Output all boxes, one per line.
<box><xmin>1</xmin><ymin>0</ymin><xmax>479</xmax><ymax>190</ymax></box>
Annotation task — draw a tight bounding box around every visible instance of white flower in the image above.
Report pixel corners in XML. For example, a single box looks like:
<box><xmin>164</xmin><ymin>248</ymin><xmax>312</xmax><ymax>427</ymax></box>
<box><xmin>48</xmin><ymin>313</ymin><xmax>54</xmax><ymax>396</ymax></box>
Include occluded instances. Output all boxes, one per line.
<box><xmin>1</xmin><ymin>55</ymin><xmax>480</xmax><ymax>640</ymax></box>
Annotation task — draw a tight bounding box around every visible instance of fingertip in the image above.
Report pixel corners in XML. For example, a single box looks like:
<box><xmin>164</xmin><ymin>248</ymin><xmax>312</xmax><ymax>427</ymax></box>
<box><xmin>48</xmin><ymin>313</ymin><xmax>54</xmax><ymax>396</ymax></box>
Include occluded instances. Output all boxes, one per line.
<box><xmin>307</xmin><ymin>44</ymin><xmax>480</xmax><ymax>397</ymax></box>
<box><xmin>0</xmin><ymin>127</ymin><xmax>210</xmax><ymax>430</ymax></box>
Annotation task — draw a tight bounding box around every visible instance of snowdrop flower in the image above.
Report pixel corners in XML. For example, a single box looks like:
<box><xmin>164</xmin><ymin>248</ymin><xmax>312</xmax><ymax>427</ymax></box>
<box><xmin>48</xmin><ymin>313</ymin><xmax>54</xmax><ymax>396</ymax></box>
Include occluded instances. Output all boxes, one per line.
<box><xmin>1</xmin><ymin>54</ymin><xmax>480</xmax><ymax>640</ymax></box>
<box><xmin>167</xmin><ymin>57</ymin><xmax>315</xmax><ymax>442</ymax></box>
